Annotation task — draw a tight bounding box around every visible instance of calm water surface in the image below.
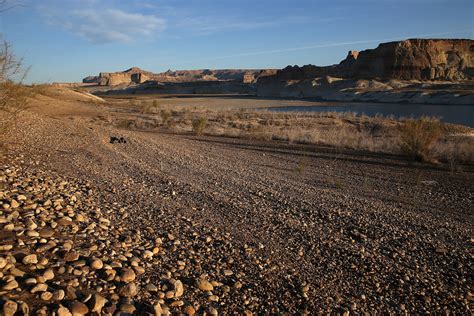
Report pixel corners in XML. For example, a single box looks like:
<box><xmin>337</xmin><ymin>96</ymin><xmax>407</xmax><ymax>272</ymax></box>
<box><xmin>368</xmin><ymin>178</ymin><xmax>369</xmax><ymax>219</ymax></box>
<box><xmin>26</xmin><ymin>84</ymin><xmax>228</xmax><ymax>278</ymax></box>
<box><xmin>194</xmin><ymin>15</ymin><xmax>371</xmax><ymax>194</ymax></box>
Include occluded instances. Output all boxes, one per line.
<box><xmin>269</xmin><ymin>103</ymin><xmax>474</xmax><ymax>127</ymax></box>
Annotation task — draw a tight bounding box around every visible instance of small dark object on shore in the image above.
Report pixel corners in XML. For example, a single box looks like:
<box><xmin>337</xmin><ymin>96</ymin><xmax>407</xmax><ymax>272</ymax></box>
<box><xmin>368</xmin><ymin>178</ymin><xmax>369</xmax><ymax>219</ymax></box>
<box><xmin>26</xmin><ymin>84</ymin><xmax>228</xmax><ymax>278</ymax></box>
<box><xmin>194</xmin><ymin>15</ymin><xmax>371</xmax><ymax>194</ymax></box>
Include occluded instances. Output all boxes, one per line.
<box><xmin>110</xmin><ymin>136</ymin><xmax>127</xmax><ymax>144</ymax></box>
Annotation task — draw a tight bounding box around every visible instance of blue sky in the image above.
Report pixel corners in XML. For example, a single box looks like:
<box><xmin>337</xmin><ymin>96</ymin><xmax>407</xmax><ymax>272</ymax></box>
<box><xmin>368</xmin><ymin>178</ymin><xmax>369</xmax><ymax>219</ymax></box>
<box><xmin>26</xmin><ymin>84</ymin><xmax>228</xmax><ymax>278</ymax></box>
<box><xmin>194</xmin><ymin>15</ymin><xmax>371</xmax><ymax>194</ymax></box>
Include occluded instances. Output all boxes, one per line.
<box><xmin>0</xmin><ymin>0</ymin><xmax>472</xmax><ymax>83</ymax></box>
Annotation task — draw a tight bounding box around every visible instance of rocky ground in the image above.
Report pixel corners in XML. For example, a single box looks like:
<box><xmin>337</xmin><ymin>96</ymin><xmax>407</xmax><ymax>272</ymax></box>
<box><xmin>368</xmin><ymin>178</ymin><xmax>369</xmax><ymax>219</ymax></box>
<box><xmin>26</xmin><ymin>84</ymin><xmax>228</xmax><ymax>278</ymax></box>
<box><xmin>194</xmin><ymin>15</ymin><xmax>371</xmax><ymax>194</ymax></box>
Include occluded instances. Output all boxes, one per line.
<box><xmin>1</xmin><ymin>93</ymin><xmax>473</xmax><ymax>314</ymax></box>
<box><xmin>1</xmin><ymin>163</ymin><xmax>250</xmax><ymax>315</ymax></box>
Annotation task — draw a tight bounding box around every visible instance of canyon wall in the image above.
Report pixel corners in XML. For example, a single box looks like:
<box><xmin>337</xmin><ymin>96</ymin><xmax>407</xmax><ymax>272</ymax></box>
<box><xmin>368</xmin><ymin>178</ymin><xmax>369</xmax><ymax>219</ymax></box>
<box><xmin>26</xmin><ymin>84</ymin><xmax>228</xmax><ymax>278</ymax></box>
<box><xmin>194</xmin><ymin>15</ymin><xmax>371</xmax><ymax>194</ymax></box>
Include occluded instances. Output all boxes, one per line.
<box><xmin>268</xmin><ymin>39</ymin><xmax>474</xmax><ymax>81</ymax></box>
<box><xmin>350</xmin><ymin>39</ymin><xmax>473</xmax><ymax>80</ymax></box>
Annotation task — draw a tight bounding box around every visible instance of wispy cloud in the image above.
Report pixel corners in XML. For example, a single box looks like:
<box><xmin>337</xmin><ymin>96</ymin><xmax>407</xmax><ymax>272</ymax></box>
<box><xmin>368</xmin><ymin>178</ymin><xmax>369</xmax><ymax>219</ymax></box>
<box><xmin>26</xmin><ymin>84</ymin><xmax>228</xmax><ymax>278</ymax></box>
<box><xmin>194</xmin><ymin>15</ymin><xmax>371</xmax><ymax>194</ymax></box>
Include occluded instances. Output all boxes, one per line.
<box><xmin>36</xmin><ymin>2</ymin><xmax>165</xmax><ymax>44</ymax></box>
<box><xmin>34</xmin><ymin>1</ymin><xmax>337</xmax><ymax>42</ymax></box>
<box><xmin>171</xmin><ymin>15</ymin><xmax>340</xmax><ymax>36</ymax></box>
<box><xmin>71</xmin><ymin>9</ymin><xmax>165</xmax><ymax>43</ymax></box>
<box><xmin>173</xmin><ymin>16</ymin><xmax>277</xmax><ymax>34</ymax></box>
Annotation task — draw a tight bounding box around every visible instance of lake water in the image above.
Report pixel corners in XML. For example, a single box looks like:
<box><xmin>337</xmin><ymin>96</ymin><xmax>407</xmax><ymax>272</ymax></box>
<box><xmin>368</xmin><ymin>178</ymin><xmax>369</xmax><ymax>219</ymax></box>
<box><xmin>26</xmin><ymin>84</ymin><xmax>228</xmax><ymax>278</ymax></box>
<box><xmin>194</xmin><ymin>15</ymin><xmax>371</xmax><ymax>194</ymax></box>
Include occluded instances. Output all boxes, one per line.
<box><xmin>268</xmin><ymin>103</ymin><xmax>474</xmax><ymax>127</ymax></box>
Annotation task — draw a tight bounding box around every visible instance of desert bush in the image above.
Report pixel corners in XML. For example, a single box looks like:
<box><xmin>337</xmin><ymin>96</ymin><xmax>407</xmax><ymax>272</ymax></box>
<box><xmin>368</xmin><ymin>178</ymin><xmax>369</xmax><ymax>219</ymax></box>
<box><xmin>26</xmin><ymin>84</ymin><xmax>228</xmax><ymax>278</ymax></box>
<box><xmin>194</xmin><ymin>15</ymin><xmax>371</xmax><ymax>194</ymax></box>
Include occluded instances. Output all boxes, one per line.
<box><xmin>115</xmin><ymin>119</ymin><xmax>133</xmax><ymax>129</ymax></box>
<box><xmin>399</xmin><ymin>118</ymin><xmax>442</xmax><ymax>162</ymax></box>
<box><xmin>160</xmin><ymin>110</ymin><xmax>171</xmax><ymax>125</ymax></box>
<box><xmin>0</xmin><ymin>81</ymin><xmax>30</xmax><ymax>133</ymax></box>
<box><xmin>192</xmin><ymin>117</ymin><xmax>207</xmax><ymax>135</ymax></box>
<box><xmin>140</xmin><ymin>100</ymin><xmax>152</xmax><ymax>113</ymax></box>
<box><xmin>30</xmin><ymin>83</ymin><xmax>56</xmax><ymax>97</ymax></box>
<box><xmin>0</xmin><ymin>41</ymin><xmax>29</xmax><ymax>151</ymax></box>
<box><xmin>141</xmin><ymin>104</ymin><xmax>154</xmax><ymax>113</ymax></box>
<box><xmin>242</xmin><ymin>125</ymin><xmax>273</xmax><ymax>141</ymax></box>
<box><xmin>333</xmin><ymin>178</ymin><xmax>344</xmax><ymax>189</ymax></box>
<box><xmin>433</xmin><ymin>136</ymin><xmax>474</xmax><ymax>167</ymax></box>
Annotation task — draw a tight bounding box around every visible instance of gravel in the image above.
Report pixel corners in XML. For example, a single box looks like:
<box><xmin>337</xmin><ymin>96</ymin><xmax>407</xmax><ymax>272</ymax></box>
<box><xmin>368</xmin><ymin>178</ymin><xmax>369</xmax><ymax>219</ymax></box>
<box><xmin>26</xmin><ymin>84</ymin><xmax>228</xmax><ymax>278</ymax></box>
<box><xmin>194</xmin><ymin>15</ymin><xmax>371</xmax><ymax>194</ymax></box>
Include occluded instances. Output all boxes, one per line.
<box><xmin>1</xmin><ymin>98</ymin><xmax>472</xmax><ymax>313</ymax></box>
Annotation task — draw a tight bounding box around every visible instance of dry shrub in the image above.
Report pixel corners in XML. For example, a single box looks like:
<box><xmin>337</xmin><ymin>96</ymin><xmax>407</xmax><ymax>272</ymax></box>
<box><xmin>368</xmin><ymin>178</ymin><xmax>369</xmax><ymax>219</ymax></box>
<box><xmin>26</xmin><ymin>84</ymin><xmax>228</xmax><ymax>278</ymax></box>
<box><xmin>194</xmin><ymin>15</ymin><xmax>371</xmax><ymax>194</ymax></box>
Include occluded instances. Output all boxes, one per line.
<box><xmin>399</xmin><ymin>118</ymin><xmax>442</xmax><ymax>162</ymax></box>
<box><xmin>30</xmin><ymin>83</ymin><xmax>56</xmax><ymax>97</ymax></box>
<box><xmin>282</xmin><ymin>127</ymin><xmax>319</xmax><ymax>144</ymax></box>
<box><xmin>0</xmin><ymin>81</ymin><xmax>30</xmax><ymax>133</ymax></box>
<box><xmin>141</xmin><ymin>101</ymin><xmax>159</xmax><ymax>114</ymax></box>
<box><xmin>0</xmin><ymin>41</ymin><xmax>29</xmax><ymax>151</ymax></box>
<box><xmin>433</xmin><ymin>136</ymin><xmax>474</xmax><ymax>167</ymax></box>
<box><xmin>115</xmin><ymin>119</ymin><xmax>133</xmax><ymax>129</ymax></box>
<box><xmin>160</xmin><ymin>110</ymin><xmax>171</xmax><ymax>125</ymax></box>
<box><xmin>242</xmin><ymin>125</ymin><xmax>273</xmax><ymax>141</ymax></box>
<box><xmin>192</xmin><ymin>117</ymin><xmax>207</xmax><ymax>135</ymax></box>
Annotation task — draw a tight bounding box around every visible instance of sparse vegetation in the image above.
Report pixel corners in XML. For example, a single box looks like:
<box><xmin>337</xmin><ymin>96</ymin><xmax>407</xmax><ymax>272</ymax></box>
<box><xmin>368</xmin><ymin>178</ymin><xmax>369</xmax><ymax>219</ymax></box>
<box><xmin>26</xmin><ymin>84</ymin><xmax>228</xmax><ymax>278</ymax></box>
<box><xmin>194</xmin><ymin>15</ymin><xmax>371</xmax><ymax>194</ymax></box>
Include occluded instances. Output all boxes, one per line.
<box><xmin>115</xmin><ymin>119</ymin><xmax>133</xmax><ymax>129</ymax></box>
<box><xmin>295</xmin><ymin>155</ymin><xmax>308</xmax><ymax>174</ymax></box>
<box><xmin>160</xmin><ymin>109</ymin><xmax>171</xmax><ymax>125</ymax></box>
<box><xmin>192</xmin><ymin>117</ymin><xmax>207</xmax><ymax>135</ymax></box>
<box><xmin>96</xmin><ymin>100</ymin><xmax>473</xmax><ymax>165</ymax></box>
<box><xmin>399</xmin><ymin>118</ymin><xmax>443</xmax><ymax>162</ymax></box>
<box><xmin>30</xmin><ymin>83</ymin><xmax>56</xmax><ymax>97</ymax></box>
<box><xmin>140</xmin><ymin>100</ymin><xmax>165</xmax><ymax>114</ymax></box>
<box><xmin>0</xmin><ymin>40</ymin><xmax>29</xmax><ymax>151</ymax></box>
<box><xmin>333</xmin><ymin>178</ymin><xmax>344</xmax><ymax>189</ymax></box>
<box><xmin>243</xmin><ymin>125</ymin><xmax>273</xmax><ymax>141</ymax></box>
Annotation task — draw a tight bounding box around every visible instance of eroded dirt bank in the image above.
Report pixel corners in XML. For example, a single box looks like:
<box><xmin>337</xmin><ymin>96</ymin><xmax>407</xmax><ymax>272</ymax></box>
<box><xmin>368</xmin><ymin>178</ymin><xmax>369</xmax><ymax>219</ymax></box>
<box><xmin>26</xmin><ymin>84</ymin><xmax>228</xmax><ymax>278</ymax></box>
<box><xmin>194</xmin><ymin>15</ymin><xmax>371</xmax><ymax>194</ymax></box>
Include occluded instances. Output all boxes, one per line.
<box><xmin>1</xmin><ymin>96</ymin><xmax>473</xmax><ymax>314</ymax></box>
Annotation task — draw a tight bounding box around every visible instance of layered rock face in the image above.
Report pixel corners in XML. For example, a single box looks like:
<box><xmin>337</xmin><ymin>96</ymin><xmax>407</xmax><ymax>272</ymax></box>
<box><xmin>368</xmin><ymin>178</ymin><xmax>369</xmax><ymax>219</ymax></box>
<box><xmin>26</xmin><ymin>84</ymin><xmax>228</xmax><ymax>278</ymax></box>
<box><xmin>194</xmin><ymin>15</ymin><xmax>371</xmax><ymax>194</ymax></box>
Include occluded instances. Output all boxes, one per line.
<box><xmin>83</xmin><ymin>39</ymin><xmax>472</xmax><ymax>89</ymax></box>
<box><xmin>350</xmin><ymin>39</ymin><xmax>473</xmax><ymax>80</ymax></box>
<box><xmin>267</xmin><ymin>39</ymin><xmax>473</xmax><ymax>81</ymax></box>
<box><xmin>155</xmin><ymin>69</ymin><xmax>266</xmax><ymax>82</ymax></box>
<box><xmin>242</xmin><ymin>69</ymin><xmax>278</xmax><ymax>83</ymax></box>
<box><xmin>256</xmin><ymin>39</ymin><xmax>473</xmax><ymax>104</ymax></box>
<box><xmin>82</xmin><ymin>67</ymin><xmax>153</xmax><ymax>86</ymax></box>
<box><xmin>98</xmin><ymin>67</ymin><xmax>153</xmax><ymax>86</ymax></box>
<box><xmin>84</xmin><ymin>68</ymin><xmax>277</xmax><ymax>86</ymax></box>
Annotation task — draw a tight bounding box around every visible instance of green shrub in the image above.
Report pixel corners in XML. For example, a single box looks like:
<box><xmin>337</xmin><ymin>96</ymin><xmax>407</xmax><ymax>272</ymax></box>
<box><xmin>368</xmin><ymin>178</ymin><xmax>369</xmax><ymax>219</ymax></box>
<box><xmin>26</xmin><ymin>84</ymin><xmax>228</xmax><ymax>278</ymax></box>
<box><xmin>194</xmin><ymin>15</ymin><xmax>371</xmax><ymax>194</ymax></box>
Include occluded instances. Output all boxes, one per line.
<box><xmin>399</xmin><ymin>118</ymin><xmax>442</xmax><ymax>162</ymax></box>
<box><xmin>192</xmin><ymin>117</ymin><xmax>207</xmax><ymax>135</ymax></box>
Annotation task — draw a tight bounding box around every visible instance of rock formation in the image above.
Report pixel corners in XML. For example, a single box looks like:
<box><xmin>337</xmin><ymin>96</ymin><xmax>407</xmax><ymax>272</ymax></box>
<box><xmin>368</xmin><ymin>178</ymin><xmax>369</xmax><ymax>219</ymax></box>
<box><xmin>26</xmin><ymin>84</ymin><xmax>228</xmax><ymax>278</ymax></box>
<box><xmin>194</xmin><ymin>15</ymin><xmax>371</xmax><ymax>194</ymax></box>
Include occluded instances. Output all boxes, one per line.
<box><xmin>83</xmin><ymin>39</ymin><xmax>472</xmax><ymax>93</ymax></box>
<box><xmin>84</xmin><ymin>68</ymin><xmax>277</xmax><ymax>86</ymax></box>
<box><xmin>267</xmin><ymin>39</ymin><xmax>473</xmax><ymax>81</ymax></box>
<box><xmin>255</xmin><ymin>39</ymin><xmax>473</xmax><ymax>103</ymax></box>
<box><xmin>349</xmin><ymin>39</ymin><xmax>473</xmax><ymax>80</ymax></box>
<box><xmin>82</xmin><ymin>76</ymin><xmax>99</xmax><ymax>84</ymax></box>
<box><xmin>96</xmin><ymin>67</ymin><xmax>154</xmax><ymax>86</ymax></box>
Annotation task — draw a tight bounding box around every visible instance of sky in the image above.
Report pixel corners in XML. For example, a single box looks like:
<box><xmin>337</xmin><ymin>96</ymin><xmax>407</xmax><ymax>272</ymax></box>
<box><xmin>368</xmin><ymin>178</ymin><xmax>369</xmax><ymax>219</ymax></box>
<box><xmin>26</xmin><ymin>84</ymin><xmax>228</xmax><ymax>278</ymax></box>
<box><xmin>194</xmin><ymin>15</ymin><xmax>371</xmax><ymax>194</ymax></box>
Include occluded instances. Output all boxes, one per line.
<box><xmin>0</xmin><ymin>0</ymin><xmax>472</xmax><ymax>83</ymax></box>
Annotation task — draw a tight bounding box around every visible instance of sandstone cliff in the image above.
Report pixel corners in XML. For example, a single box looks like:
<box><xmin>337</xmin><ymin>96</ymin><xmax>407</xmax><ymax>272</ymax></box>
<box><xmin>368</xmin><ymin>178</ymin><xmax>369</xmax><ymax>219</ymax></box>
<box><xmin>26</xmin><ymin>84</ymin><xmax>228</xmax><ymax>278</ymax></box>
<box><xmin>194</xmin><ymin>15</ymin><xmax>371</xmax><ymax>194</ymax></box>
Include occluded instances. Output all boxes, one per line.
<box><xmin>349</xmin><ymin>39</ymin><xmax>473</xmax><ymax>80</ymax></box>
<box><xmin>84</xmin><ymin>68</ymin><xmax>277</xmax><ymax>86</ymax></box>
<box><xmin>83</xmin><ymin>38</ymin><xmax>472</xmax><ymax>99</ymax></box>
<box><xmin>267</xmin><ymin>39</ymin><xmax>473</xmax><ymax>81</ymax></box>
<box><xmin>255</xmin><ymin>39</ymin><xmax>473</xmax><ymax>104</ymax></box>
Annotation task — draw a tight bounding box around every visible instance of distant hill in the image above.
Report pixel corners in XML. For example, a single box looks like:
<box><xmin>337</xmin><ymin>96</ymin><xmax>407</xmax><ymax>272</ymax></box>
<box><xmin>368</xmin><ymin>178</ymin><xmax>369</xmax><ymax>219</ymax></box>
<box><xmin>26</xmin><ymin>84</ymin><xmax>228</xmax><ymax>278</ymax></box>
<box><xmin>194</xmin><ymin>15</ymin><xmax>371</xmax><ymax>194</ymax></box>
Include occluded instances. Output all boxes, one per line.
<box><xmin>83</xmin><ymin>68</ymin><xmax>278</xmax><ymax>86</ymax></box>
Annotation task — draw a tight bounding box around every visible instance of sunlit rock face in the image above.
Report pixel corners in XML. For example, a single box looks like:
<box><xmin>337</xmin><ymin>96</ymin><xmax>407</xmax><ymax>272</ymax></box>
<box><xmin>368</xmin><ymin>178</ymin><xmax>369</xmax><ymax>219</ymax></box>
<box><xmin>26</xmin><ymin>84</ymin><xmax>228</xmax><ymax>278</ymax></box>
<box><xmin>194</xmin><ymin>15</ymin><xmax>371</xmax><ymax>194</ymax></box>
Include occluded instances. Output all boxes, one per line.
<box><xmin>271</xmin><ymin>39</ymin><xmax>474</xmax><ymax>81</ymax></box>
<box><xmin>350</xmin><ymin>39</ymin><xmax>474</xmax><ymax>80</ymax></box>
